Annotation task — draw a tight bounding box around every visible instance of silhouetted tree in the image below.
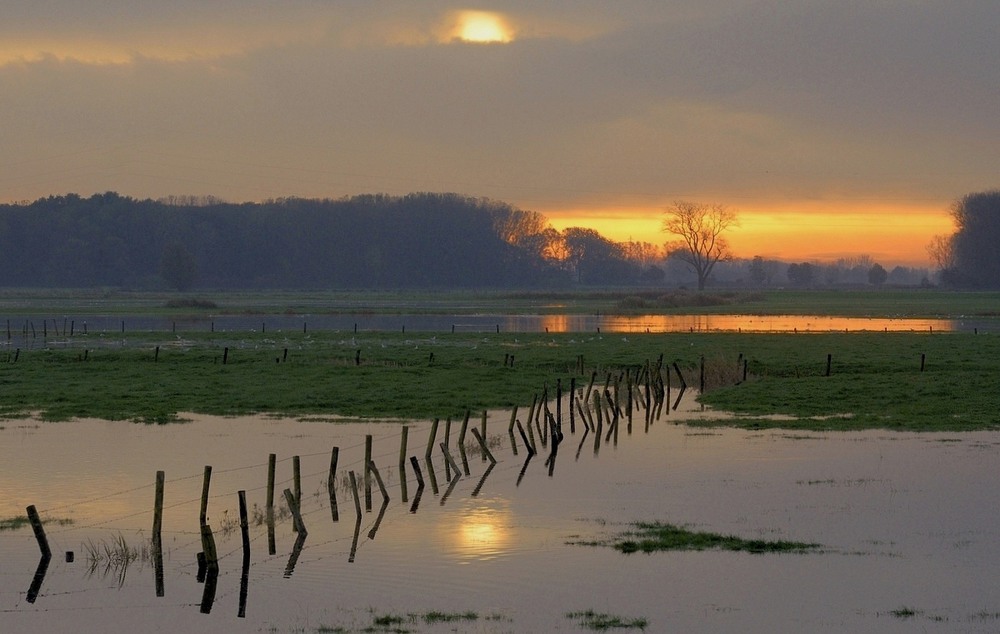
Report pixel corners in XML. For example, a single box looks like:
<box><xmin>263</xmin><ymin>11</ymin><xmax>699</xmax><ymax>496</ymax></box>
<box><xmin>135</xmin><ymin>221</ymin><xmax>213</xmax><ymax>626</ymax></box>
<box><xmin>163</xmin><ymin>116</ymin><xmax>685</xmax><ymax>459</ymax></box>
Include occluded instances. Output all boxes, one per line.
<box><xmin>926</xmin><ymin>234</ymin><xmax>955</xmax><ymax>272</ymax></box>
<box><xmin>562</xmin><ymin>227</ymin><xmax>638</xmax><ymax>285</ymax></box>
<box><xmin>947</xmin><ymin>190</ymin><xmax>1000</xmax><ymax>288</ymax></box>
<box><xmin>662</xmin><ymin>201</ymin><xmax>738</xmax><ymax>290</ymax></box>
<box><xmin>787</xmin><ymin>262</ymin><xmax>816</xmax><ymax>287</ymax></box>
<box><xmin>868</xmin><ymin>263</ymin><xmax>888</xmax><ymax>287</ymax></box>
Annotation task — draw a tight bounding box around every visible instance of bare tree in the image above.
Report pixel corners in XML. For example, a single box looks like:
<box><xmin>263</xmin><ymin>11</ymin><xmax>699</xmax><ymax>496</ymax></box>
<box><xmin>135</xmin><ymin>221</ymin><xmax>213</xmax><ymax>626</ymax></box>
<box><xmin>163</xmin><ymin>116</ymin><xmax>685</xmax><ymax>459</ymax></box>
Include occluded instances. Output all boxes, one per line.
<box><xmin>926</xmin><ymin>234</ymin><xmax>955</xmax><ymax>271</ymax></box>
<box><xmin>661</xmin><ymin>201</ymin><xmax>739</xmax><ymax>290</ymax></box>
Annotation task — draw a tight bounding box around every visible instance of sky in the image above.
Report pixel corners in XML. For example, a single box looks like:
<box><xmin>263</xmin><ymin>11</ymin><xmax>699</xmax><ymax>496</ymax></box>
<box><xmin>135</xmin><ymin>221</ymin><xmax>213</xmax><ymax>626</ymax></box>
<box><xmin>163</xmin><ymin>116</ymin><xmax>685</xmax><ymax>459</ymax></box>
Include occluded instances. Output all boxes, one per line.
<box><xmin>2</xmin><ymin>1</ymin><xmax>996</xmax><ymax>267</ymax></box>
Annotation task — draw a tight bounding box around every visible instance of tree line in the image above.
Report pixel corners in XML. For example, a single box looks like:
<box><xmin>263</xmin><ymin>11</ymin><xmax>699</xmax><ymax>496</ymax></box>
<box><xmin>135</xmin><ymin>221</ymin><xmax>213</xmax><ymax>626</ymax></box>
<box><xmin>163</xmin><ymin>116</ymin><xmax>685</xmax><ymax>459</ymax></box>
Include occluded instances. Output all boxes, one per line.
<box><xmin>0</xmin><ymin>192</ymin><xmax>662</xmax><ymax>290</ymax></box>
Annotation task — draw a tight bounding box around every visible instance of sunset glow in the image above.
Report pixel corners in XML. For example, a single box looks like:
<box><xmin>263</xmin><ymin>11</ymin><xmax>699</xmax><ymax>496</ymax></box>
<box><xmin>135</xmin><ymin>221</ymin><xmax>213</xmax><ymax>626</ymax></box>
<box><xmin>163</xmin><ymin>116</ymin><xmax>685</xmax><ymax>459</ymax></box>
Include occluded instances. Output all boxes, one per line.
<box><xmin>1</xmin><ymin>2</ymin><xmax>992</xmax><ymax>271</ymax></box>
<box><xmin>542</xmin><ymin>203</ymin><xmax>954</xmax><ymax>267</ymax></box>
<box><xmin>452</xmin><ymin>11</ymin><xmax>514</xmax><ymax>43</ymax></box>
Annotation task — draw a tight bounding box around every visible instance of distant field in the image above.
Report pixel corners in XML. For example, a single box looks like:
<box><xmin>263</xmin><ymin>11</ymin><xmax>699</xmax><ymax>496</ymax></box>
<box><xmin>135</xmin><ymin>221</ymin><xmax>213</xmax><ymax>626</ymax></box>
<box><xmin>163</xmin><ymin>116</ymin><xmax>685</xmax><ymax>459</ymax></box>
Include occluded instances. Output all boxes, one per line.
<box><xmin>2</xmin><ymin>287</ymin><xmax>1000</xmax><ymax>318</ymax></box>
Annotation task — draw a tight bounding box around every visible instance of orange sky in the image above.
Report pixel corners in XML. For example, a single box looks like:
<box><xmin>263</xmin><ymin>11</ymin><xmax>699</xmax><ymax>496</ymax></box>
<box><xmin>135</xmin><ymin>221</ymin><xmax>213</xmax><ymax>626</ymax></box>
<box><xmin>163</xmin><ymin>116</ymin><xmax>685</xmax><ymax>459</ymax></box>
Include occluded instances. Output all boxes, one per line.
<box><xmin>542</xmin><ymin>202</ymin><xmax>954</xmax><ymax>268</ymax></box>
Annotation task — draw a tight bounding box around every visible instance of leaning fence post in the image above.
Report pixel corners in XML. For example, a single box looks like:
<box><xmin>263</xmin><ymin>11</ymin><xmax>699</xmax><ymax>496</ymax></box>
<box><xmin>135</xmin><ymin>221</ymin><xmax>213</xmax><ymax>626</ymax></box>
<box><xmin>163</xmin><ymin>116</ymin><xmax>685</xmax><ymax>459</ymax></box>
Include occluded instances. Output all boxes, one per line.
<box><xmin>409</xmin><ymin>456</ymin><xmax>425</xmax><ymax>488</ymax></box>
<box><xmin>458</xmin><ymin>410</ymin><xmax>470</xmax><ymax>449</ymax></box>
<box><xmin>328</xmin><ymin>447</ymin><xmax>340</xmax><ymax>522</ymax></box>
<box><xmin>200</xmin><ymin>523</ymin><xmax>219</xmax><ymax>568</ymax></box>
<box><xmin>471</xmin><ymin>428</ymin><xmax>497</xmax><ymax>464</ymax></box>
<box><xmin>26</xmin><ymin>505</ymin><xmax>51</xmax><ymax>560</ymax></box>
<box><xmin>348</xmin><ymin>471</ymin><xmax>362</xmax><ymax>520</ymax></box>
<box><xmin>283</xmin><ymin>488</ymin><xmax>306</xmax><ymax>536</ymax></box>
<box><xmin>368</xmin><ymin>461</ymin><xmax>390</xmax><ymax>503</ymax></box>
<box><xmin>439</xmin><ymin>442</ymin><xmax>462</xmax><ymax>477</ymax></box>
<box><xmin>425</xmin><ymin>418</ymin><xmax>439</xmax><ymax>460</ymax></box>
<box><xmin>399</xmin><ymin>426</ymin><xmax>409</xmax><ymax>472</ymax></box>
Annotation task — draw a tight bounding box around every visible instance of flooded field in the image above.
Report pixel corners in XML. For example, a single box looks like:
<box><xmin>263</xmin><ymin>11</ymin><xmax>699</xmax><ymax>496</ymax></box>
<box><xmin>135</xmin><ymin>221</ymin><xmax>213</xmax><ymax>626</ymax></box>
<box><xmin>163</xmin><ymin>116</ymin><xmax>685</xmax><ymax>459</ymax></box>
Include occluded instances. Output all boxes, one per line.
<box><xmin>2</xmin><ymin>394</ymin><xmax>1000</xmax><ymax>632</ymax></box>
<box><xmin>4</xmin><ymin>312</ymin><xmax>991</xmax><ymax>338</ymax></box>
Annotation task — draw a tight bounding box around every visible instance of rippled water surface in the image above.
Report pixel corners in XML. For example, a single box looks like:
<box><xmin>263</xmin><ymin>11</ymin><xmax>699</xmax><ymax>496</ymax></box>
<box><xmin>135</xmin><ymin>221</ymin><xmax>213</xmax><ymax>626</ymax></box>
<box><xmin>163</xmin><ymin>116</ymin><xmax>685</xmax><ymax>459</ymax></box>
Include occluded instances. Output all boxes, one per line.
<box><xmin>2</xmin><ymin>397</ymin><xmax>1000</xmax><ymax>633</ymax></box>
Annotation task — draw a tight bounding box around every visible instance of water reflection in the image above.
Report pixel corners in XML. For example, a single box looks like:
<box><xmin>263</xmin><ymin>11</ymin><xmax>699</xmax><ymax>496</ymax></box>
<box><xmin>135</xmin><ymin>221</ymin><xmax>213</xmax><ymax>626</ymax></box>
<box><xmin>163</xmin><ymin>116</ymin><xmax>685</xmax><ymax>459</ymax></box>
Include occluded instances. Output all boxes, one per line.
<box><xmin>25</xmin><ymin>555</ymin><xmax>49</xmax><ymax>604</ymax></box>
<box><xmin>451</xmin><ymin>503</ymin><xmax>513</xmax><ymax>562</ymax></box>
<box><xmin>3</xmin><ymin>311</ymin><xmax>983</xmax><ymax>338</ymax></box>
<box><xmin>6</xmin><ymin>408</ymin><xmax>1000</xmax><ymax>632</ymax></box>
<box><xmin>283</xmin><ymin>533</ymin><xmax>307</xmax><ymax>577</ymax></box>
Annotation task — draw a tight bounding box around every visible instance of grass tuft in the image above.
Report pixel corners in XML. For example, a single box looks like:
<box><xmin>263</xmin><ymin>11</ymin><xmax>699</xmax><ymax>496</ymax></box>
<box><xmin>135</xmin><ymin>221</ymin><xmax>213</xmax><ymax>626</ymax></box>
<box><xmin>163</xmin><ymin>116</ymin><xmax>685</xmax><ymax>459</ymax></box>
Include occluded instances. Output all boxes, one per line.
<box><xmin>575</xmin><ymin>521</ymin><xmax>821</xmax><ymax>554</ymax></box>
<box><xmin>567</xmin><ymin>609</ymin><xmax>648</xmax><ymax>631</ymax></box>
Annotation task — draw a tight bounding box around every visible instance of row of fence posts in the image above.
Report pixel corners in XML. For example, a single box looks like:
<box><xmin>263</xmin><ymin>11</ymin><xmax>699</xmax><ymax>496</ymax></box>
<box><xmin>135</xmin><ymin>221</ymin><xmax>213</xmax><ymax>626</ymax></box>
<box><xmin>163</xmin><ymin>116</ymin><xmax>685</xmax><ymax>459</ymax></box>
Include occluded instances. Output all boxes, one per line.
<box><xmin>22</xmin><ymin>354</ymin><xmax>686</xmax><ymax>614</ymax></box>
<box><xmin>5</xmin><ymin>319</ymin><xmax>517</xmax><ymax>341</ymax></box>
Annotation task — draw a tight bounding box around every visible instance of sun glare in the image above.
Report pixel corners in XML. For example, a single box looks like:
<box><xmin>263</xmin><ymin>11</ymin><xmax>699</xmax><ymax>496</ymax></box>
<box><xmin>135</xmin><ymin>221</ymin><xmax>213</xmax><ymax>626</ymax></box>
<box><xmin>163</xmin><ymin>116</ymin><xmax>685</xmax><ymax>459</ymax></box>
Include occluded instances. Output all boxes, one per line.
<box><xmin>453</xmin><ymin>11</ymin><xmax>513</xmax><ymax>43</ymax></box>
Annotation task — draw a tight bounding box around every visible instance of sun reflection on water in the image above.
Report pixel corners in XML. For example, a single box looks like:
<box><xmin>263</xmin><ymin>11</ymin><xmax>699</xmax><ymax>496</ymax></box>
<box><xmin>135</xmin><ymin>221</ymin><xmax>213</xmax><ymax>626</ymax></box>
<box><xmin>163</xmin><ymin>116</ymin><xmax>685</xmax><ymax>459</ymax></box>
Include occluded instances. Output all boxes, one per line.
<box><xmin>449</xmin><ymin>501</ymin><xmax>513</xmax><ymax>563</ymax></box>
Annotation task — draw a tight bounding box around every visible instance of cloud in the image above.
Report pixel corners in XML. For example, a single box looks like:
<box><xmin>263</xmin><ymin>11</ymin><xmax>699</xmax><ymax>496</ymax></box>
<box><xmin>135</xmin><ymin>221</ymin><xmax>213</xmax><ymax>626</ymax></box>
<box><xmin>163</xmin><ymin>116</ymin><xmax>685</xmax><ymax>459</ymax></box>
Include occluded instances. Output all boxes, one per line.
<box><xmin>0</xmin><ymin>0</ymin><xmax>996</xmax><ymax>218</ymax></box>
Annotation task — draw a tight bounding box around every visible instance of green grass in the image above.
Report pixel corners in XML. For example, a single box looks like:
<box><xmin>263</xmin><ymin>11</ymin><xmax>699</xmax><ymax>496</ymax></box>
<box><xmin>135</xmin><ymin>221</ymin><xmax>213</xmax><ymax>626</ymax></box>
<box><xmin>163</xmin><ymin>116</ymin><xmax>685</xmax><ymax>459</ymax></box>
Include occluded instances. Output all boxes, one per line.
<box><xmin>577</xmin><ymin>521</ymin><xmax>821</xmax><ymax>554</ymax></box>
<box><xmin>2</xmin><ymin>287</ymin><xmax>1000</xmax><ymax>318</ymax></box>
<box><xmin>2</xmin><ymin>329</ymin><xmax>1000</xmax><ymax>431</ymax></box>
<box><xmin>3</xmin><ymin>288</ymin><xmax>1000</xmax><ymax>430</ymax></box>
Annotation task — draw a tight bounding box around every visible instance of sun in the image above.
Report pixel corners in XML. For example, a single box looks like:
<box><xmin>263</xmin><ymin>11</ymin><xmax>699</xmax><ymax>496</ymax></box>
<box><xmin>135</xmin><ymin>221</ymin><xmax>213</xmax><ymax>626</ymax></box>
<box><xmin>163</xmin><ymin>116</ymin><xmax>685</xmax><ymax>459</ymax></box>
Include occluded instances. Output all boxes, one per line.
<box><xmin>454</xmin><ymin>11</ymin><xmax>513</xmax><ymax>43</ymax></box>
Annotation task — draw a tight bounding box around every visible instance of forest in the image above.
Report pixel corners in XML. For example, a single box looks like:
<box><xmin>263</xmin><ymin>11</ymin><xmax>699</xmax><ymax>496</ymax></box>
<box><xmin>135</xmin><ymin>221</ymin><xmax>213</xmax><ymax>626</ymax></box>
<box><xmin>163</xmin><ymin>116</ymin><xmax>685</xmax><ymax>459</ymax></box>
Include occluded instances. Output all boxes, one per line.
<box><xmin>0</xmin><ymin>192</ymin><xmax>662</xmax><ymax>290</ymax></box>
<box><xmin>1</xmin><ymin>190</ymin><xmax>976</xmax><ymax>291</ymax></box>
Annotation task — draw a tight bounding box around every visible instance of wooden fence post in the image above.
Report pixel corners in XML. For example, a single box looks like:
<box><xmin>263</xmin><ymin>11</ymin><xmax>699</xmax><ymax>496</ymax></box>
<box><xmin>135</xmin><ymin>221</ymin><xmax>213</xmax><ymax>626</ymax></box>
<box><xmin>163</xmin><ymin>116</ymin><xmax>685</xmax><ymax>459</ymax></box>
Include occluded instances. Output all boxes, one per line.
<box><xmin>266</xmin><ymin>453</ymin><xmax>276</xmax><ymax>517</ymax></box>
<box><xmin>425</xmin><ymin>418</ymin><xmax>439</xmax><ymax>460</ymax></box>
<box><xmin>348</xmin><ymin>471</ymin><xmax>362</xmax><ymax>520</ymax></box>
<box><xmin>364</xmin><ymin>435</ymin><xmax>373</xmax><ymax>511</ymax></box>
<box><xmin>26</xmin><ymin>505</ymin><xmax>51</xmax><ymax>559</ymax></box>
<box><xmin>328</xmin><ymin>447</ymin><xmax>339</xmax><ymax>522</ymax></box>
<box><xmin>199</xmin><ymin>466</ymin><xmax>212</xmax><ymax>526</ymax></box>
<box><xmin>152</xmin><ymin>470</ymin><xmax>165</xmax><ymax>544</ymax></box>
<box><xmin>292</xmin><ymin>456</ymin><xmax>302</xmax><ymax>531</ymax></box>
<box><xmin>283</xmin><ymin>488</ymin><xmax>306</xmax><ymax>536</ymax></box>
<box><xmin>471</xmin><ymin>427</ymin><xmax>497</xmax><ymax>464</ymax></box>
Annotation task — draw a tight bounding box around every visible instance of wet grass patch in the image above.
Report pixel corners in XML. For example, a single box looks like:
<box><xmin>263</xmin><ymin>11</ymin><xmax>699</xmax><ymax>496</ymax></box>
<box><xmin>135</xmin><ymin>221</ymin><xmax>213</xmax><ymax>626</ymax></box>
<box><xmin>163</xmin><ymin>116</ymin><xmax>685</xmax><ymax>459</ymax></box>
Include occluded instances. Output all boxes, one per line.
<box><xmin>0</xmin><ymin>515</ymin><xmax>73</xmax><ymax>531</ymax></box>
<box><xmin>315</xmin><ymin>609</ymin><xmax>499</xmax><ymax>634</ymax></box>
<box><xmin>576</xmin><ymin>521</ymin><xmax>822</xmax><ymax>554</ymax></box>
<box><xmin>566</xmin><ymin>609</ymin><xmax>648</xmax><ymax>631</ymax></box>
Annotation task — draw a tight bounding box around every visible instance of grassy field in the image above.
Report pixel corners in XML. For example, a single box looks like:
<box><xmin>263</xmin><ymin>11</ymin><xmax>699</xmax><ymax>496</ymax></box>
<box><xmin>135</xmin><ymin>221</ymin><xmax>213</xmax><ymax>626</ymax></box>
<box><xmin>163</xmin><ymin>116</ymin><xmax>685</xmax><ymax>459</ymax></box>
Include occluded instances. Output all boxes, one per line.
<box><xmin>2</xmin><ymin>287</ymin><xmax>1000</xmax><ymax>317</ymax></box>
<box><xmin>2</xmin><ymin>326</ymin><xmax>999</xmax><ymax>431</ymax></box>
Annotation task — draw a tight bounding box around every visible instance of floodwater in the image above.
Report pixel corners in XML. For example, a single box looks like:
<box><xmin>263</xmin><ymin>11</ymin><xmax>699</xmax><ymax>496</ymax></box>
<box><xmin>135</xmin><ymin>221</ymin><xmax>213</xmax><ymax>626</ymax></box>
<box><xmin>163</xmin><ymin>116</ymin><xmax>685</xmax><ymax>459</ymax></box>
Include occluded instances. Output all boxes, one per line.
<box><xmin>4</xmin><ymin>312</ymin><xmax>992</xmax><ymax>337</ymax></box>
<box><xmin>2</xmin><ymin>396</ymin><xmax>1000</xmax><ymax>633</ymax></box>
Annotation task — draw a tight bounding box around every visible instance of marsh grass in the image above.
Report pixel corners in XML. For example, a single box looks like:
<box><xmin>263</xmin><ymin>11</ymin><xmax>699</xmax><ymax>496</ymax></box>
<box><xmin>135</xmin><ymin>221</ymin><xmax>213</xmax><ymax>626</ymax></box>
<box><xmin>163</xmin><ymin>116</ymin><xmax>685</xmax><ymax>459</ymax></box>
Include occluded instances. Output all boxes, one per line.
<box><xmin>577</xmin><ymin>521</ymin><xmax>822</xmax><ymax>554</ymax></box>
<box><xmin>250</xmin><ymin>502</ymin><xmax>291</xmax><ymax>526</ymax></box>
<box><xmin>566</xmin><ymin>609</ymin><xmax>648</xmax><ymax>631</ymax></box>
<box><xmin>83</xmin><ymin>533</ymin><xmax>149</xmax><ymax>587</ymax></box>
<box><xmin>317</xmin><ymin>609</ymin><xmax>489</xmax><ymax>634</ymax></box>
